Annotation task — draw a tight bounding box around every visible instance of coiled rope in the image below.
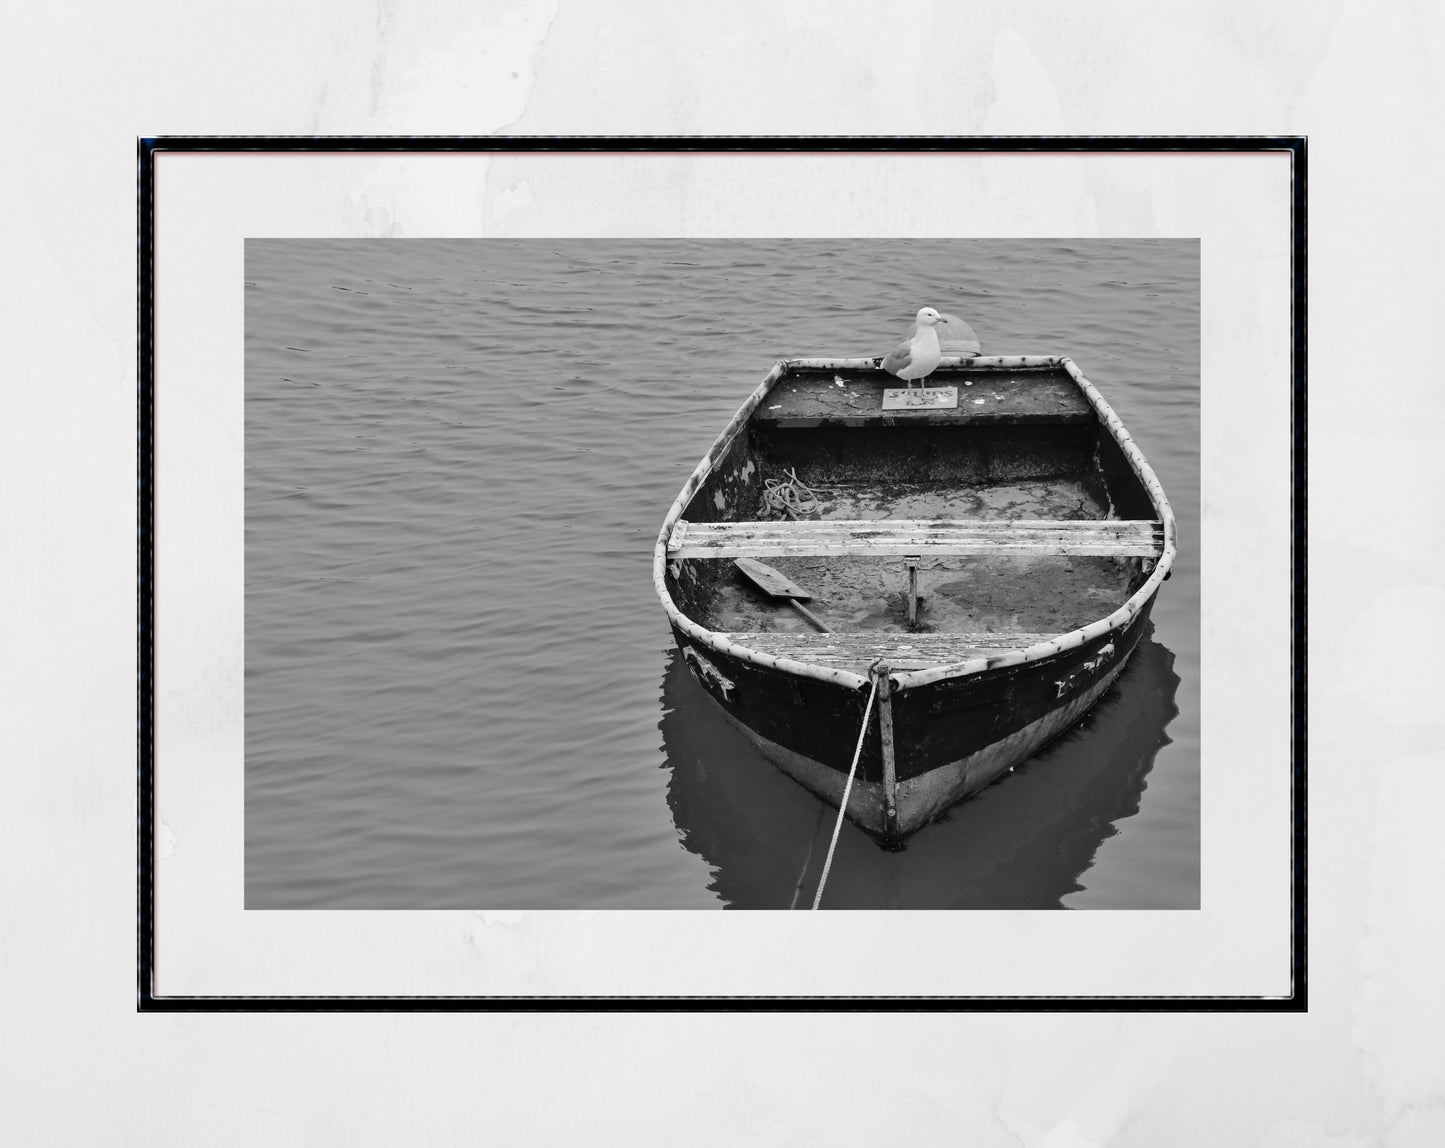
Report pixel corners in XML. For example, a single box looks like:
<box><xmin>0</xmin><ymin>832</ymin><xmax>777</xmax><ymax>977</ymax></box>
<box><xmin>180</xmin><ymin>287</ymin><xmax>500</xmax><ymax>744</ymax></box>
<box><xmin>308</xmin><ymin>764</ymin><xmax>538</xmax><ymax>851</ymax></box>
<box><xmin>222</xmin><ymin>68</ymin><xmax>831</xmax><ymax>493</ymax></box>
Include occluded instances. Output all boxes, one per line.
<box><xmin>762</xmin><ymin>468</ymin><xmax>820</xmax><ymax>519</ymax></box>
<box><xmin>810</xmin><ymin>662</ymin><xmax>883</xmax><ymax>910</ymax></box>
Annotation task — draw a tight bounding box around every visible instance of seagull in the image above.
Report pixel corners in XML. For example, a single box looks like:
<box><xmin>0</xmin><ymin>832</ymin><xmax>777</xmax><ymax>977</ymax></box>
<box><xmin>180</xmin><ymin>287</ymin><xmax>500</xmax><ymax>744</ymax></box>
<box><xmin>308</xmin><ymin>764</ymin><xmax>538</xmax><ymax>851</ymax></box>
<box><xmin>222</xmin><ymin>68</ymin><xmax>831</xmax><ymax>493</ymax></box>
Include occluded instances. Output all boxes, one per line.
<box><xmin>880</xmin><ymin>307</ymin><xmax>945</xmax><ymax>396</ymax></box>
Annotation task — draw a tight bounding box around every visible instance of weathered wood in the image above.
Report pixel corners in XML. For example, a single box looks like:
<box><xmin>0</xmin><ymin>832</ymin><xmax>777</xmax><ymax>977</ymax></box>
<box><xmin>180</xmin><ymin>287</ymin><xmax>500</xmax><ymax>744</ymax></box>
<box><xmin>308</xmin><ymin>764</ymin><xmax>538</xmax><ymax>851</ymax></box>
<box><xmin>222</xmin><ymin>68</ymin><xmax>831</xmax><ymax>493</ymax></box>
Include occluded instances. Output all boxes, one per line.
<box><xmin>753</xmin><ymin>364</ymin><xmax>1093</xmax><ymax>428</ymax></box>
<box><xmin>723</xmin><ymin>629</ymin><xmax>1062</xmax><ymax>672</ymax></box>
<box><xmin>786</xmin><ymin>601</ymin><xmax>829</xmax><ymax>632</ymax></box>
<box><xmin>733</xmin><ymin>556</ymin><xmax>812</xmax><ymax>600</ymax></box>
<box><xmin>734</xmin><ymin>557</ymin><xmax>830</xmax><ymax>632</ymax></box>
<box><xmin>671</xmin><ymin>518</ymin><xmax>1164</xmax><ymax>560</ymax></box>
<box><xmin>905</xmin><ymin>555</ymin><xmax>920</xmax><ymax>627</ymax></box>
<box><xmin>874</xmin><ymin>662</ymin><xmax>899</xmax><ymax>841</ymax></box>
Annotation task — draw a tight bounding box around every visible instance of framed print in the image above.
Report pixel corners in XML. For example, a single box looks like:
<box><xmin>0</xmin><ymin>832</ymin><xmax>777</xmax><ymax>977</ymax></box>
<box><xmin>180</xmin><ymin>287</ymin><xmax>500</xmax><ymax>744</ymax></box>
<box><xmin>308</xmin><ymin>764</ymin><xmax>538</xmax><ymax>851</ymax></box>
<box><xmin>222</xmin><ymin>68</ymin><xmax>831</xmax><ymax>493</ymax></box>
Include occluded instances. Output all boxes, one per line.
<box><xmin>139</xmin><ymin>137</ymin><xmax>1303</xmax><ymax>1008</ymax></box>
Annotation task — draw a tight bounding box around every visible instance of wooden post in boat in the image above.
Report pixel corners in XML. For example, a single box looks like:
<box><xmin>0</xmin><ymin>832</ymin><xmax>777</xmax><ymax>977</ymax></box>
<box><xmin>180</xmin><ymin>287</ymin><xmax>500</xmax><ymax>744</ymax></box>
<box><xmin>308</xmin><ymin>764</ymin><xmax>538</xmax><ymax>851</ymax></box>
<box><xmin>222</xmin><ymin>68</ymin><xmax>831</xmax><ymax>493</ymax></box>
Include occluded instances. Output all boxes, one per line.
<box><xmin>872</xmin><ymin>661</ymin><xmax>900</xmax><ymax>843</ymax></box>
<box><xmin>904</xmin><ymin>555</ymin><xmax>921</xmax><ymax>627</ymax></box>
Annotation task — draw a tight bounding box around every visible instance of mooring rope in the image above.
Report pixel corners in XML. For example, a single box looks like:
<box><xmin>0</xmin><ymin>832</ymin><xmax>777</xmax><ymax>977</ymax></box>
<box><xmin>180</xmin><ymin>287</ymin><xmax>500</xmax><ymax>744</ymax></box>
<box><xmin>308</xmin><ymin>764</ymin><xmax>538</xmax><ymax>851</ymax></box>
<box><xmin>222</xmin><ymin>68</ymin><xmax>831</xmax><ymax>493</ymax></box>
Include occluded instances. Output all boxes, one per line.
<box><xmin>789</xmin><ymin>803</ymin><xmax>828</xmax><ymax>910</ymax></box>
<box><xmin>811</xmin><ymin>663</ymin><xmax>883</xmax><ymax>910</ymax></box>
<box><xmin>762</xmin><ymin>467</ymin><xmax>820</xmax><ymax>519</ymax></box>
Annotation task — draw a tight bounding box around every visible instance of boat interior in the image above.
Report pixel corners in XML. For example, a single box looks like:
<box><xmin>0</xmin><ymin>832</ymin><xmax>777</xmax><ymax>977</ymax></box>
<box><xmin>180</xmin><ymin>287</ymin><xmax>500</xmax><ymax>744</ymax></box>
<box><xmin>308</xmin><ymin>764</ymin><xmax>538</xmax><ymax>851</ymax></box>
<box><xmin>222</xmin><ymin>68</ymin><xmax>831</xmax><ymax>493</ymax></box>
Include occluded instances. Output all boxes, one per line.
<box><xmin>665</xmin><ymin>364</ymin><xmax>1164</xmax><ymax>673</ymax></box>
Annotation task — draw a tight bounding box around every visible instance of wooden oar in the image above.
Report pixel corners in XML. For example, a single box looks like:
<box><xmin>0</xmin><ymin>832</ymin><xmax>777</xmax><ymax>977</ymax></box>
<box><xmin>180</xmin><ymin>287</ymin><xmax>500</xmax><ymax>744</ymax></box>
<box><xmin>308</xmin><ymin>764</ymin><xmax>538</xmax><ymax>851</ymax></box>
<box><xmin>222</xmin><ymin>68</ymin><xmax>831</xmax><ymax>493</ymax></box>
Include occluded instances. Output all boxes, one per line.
<box><xmin>734</xmin><ymin>557</ymin><xmax>830</xmax><ymax>632</ymax></box>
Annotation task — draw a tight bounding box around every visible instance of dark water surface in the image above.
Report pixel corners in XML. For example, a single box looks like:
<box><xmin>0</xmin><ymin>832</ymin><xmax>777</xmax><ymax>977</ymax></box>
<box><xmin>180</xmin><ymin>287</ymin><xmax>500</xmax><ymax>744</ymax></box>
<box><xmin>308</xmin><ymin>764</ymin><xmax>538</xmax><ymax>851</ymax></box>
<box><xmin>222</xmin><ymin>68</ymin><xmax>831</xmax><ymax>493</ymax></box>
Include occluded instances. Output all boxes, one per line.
<box><xmin>245</xmin><ymin>239</ymin><xmax>1199</xmax><ymax>909</ymax></box>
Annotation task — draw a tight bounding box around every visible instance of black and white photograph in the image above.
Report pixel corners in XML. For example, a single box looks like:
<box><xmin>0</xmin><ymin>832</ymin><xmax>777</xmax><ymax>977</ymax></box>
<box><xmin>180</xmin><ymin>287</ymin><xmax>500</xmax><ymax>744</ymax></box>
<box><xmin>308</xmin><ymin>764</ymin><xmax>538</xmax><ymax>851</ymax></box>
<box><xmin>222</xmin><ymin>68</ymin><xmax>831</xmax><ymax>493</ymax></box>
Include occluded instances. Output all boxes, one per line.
<box><xmin>148</xmin><ymin>145</ymin><xmax>1281</xmax><ymax>1005</ymax></box>
<box><xmin>243</xmin><ymin>238</ymin><xmax>1199</xmax><ymax>911</ymax></box>
<box><xmin>16</xmin><ymin>0</ymin><xmax>1442</xmax><ymax>1134</ymax></box>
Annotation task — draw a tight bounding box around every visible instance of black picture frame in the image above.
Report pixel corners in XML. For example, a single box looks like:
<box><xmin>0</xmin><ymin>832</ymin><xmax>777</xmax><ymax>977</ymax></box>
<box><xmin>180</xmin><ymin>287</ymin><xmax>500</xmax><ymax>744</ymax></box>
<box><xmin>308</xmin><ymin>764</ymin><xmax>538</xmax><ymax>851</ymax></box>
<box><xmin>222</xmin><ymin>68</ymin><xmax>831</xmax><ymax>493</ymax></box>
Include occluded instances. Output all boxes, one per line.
<box><xmin>138</xmin><ymin>135</ymin><xmax>1305</xmax><ymax>1012</ymax></box>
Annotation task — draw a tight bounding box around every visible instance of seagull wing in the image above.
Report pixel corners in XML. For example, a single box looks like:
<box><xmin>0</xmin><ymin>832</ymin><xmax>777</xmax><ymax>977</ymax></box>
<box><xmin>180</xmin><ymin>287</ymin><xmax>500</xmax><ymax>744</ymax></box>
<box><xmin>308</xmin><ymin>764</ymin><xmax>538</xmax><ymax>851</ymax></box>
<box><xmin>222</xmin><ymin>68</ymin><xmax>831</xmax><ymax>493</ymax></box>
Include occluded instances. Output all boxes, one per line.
<box><xmin>880</xmin><ymin>340</ymin><xmax>913</xmax><ymax>377</ymax></box>
<box><xmin>935</xmin><ymin>314</ymin><xmax>982</xmax><ymax>355</ymax></box>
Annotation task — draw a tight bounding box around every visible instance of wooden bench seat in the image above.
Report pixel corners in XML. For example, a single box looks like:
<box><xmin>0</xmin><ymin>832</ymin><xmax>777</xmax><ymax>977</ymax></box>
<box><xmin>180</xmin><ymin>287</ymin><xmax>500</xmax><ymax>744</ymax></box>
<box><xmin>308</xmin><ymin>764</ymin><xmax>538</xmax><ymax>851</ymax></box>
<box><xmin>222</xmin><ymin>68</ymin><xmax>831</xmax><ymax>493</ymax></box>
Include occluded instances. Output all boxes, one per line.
<box><xmin>752</xmin><ymin>365</ymin><xmax>1095</xmax><ymax>427</ymax></box>
<box><xmin>722</xmin><ymin>630</ymin><xmax>1061</xmax><ymax>672</ymax></box>
<box><xmin>668</xmin><ymin>518</ymin><xmax>1163</xmax><ymax>560</ymax></box>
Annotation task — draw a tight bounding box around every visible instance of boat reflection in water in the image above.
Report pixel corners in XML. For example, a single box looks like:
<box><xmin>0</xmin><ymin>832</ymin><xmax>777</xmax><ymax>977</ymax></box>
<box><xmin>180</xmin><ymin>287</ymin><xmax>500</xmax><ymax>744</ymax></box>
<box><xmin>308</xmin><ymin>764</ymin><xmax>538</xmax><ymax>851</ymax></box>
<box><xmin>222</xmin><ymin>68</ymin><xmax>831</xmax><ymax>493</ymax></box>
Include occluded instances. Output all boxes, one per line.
<box><xmin>659</xmin><ymin>628</ymin><xmax>1181</xmax><ymax>909</ymax></box>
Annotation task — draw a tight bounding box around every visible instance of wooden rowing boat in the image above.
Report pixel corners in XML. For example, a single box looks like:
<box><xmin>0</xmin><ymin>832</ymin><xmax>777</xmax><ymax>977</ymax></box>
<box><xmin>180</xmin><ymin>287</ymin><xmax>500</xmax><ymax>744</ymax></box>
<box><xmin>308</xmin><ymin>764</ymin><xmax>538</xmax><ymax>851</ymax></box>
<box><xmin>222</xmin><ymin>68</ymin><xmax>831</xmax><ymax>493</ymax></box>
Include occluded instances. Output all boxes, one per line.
<box><xmin>653</xmin><ymin>354</ymin><xmax>1177</xmax><ymax>848</ymax></box>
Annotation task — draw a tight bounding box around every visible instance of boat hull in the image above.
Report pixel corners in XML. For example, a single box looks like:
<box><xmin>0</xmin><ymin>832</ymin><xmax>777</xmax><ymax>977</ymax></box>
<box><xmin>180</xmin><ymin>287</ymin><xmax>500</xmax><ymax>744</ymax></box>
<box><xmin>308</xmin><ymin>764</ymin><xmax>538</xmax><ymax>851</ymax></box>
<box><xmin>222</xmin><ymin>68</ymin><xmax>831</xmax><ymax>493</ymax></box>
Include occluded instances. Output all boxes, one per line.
<box><xmin>670</xmin><ymin>597</ymin><xmax>1155</xmax><ymax>846</ymax></box>
<box><xmin>712</xmin><ymin>653</ymin><xmax>1130</xmax><ymax>842</ymax></box>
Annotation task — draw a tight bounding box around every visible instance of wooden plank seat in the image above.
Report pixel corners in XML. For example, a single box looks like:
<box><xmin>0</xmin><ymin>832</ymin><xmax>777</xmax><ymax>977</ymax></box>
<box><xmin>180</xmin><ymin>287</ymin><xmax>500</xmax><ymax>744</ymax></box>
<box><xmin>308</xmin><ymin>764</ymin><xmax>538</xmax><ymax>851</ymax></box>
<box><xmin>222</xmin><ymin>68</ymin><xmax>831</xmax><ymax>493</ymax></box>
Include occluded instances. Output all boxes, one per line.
<box><xmin>668</xmin><ymin>518</ymin><xmax>1164</xmax><ymax>560</ymax></box>
<box><xmin>722</xmin><ymin>630</ymin><xmax>1062</xmax><ymax>672</ymax></box>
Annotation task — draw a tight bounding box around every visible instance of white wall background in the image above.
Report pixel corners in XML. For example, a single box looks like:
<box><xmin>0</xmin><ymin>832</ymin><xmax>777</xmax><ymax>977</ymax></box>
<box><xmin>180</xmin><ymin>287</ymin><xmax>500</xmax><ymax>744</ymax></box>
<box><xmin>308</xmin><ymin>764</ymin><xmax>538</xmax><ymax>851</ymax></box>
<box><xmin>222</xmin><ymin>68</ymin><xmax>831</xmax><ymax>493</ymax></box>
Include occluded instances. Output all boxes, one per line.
<box><xmin>3</xmin><ymin>1</ymin><xmax>1442</xmax><ymax>1144</ymax></box>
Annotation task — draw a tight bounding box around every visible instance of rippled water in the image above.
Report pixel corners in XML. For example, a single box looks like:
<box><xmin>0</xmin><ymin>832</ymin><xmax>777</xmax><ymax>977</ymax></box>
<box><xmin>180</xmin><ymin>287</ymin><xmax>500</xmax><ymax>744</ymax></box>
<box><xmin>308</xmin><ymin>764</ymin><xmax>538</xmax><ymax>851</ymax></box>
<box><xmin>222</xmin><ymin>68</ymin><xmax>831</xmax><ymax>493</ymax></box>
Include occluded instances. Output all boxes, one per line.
<box><xmin>245</xmin><ymin>238</ymin><xmax>1198</xmax><ymax>909</ymax></box>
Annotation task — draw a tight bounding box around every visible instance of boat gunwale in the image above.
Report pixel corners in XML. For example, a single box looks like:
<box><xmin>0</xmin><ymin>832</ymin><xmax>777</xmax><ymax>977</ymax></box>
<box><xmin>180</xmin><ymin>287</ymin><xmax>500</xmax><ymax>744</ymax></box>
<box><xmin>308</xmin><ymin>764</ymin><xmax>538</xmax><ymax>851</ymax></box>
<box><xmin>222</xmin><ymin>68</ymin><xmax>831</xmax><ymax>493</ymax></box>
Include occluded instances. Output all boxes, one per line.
<box><xmin>652</xmin><ymin>355</ymin><xmax>1178</xmax><ymax>693</ymax></box>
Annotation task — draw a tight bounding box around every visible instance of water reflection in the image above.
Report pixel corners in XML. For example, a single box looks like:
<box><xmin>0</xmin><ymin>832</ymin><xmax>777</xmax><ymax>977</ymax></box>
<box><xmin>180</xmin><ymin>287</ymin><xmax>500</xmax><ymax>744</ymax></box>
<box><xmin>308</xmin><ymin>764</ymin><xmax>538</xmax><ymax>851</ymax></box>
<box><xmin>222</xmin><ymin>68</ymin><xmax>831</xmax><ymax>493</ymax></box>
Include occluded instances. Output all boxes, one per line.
<box><xmin>658</xmin><ymin>630</ymin><xmax>1180</xmax><ymax>909</ymax></box>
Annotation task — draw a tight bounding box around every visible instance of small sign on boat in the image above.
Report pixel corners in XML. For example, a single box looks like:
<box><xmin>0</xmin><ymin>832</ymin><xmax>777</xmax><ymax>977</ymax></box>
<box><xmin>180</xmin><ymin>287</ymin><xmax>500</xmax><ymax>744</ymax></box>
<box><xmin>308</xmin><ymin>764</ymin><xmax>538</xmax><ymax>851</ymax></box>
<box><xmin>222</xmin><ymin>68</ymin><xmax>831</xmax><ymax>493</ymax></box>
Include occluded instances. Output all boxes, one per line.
<box><xmin>881</xmin><ymin>386</ymin><xmax>959</xmax><ymax>410</ymax></box>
